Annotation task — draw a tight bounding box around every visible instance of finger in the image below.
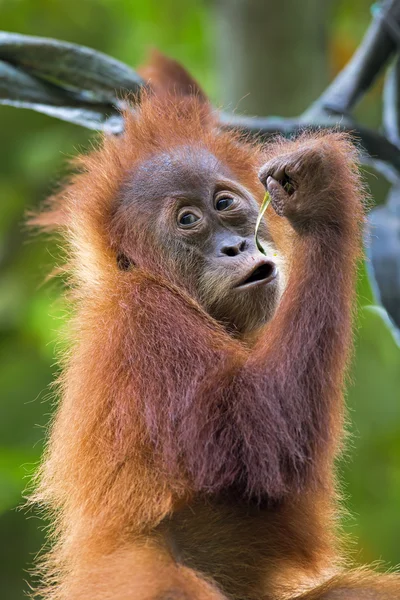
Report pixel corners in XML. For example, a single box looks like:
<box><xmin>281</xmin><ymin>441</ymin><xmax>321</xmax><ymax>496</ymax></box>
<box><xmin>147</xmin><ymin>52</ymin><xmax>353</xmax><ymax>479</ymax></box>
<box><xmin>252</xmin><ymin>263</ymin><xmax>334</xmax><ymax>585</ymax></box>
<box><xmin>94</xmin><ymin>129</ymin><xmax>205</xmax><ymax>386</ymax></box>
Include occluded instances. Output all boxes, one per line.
<box><xmin>266</xmin><ymin>176</ymin><xmax>287</xmax><ymax>217</ymax></box>
<box><xmin>258</xmin><ymin>160</ymin><xmax>281</xmax><ymax>184</ymax></box>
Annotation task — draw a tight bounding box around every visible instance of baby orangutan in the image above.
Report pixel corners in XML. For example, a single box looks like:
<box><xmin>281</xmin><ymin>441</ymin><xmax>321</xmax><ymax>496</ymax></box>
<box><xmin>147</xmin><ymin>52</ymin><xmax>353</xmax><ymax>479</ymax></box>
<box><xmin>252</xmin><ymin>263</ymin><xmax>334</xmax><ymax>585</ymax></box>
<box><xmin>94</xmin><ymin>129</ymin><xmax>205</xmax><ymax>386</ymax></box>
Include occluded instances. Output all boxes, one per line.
<box><xmin>31</xmin><ymin>54</ymin><xmax>400</xmax><ymax>600</ymax></box>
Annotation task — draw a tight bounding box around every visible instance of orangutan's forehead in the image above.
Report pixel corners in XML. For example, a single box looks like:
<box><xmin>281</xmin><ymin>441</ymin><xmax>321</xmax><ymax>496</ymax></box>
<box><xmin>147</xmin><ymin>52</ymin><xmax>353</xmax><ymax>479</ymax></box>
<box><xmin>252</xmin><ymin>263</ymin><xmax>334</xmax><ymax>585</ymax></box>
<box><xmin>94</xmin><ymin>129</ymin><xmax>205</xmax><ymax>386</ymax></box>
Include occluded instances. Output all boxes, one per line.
<box><xmin>121</xmin><ymin>147</ymin><xmax>234</xmax><ymax>205</ymax></box>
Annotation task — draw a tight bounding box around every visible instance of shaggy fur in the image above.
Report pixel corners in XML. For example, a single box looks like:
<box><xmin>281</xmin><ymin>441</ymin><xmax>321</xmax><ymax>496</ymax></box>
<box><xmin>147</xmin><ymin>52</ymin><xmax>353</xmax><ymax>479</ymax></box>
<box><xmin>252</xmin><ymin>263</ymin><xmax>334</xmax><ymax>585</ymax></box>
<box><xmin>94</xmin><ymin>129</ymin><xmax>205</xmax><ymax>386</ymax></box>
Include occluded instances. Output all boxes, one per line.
<box><xmin>30</xmin><ymin>54</ymin><xmax>400</xmax><ymax>600</ymax></box>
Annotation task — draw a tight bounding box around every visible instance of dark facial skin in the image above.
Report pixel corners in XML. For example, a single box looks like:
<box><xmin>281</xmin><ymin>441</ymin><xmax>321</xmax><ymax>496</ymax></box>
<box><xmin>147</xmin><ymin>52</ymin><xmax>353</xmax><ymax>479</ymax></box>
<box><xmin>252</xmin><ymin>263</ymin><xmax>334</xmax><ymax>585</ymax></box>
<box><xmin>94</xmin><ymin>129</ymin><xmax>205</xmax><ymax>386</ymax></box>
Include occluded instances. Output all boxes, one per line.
<box><xmin>115</xmin><ymin>146</ymin><xmax>283</xmax><ymax>335</ymax></box>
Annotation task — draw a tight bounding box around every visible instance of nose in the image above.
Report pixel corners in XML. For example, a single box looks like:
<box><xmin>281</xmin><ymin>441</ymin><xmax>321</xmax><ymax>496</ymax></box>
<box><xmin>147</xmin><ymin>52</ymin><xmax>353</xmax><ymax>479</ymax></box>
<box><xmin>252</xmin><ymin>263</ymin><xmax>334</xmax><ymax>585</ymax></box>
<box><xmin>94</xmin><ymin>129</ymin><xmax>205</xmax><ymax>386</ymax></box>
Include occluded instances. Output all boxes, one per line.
<box><xmin>220</xmin><ymin>238</ymin><xmax>248</xmax><ymax>257</ymax></box>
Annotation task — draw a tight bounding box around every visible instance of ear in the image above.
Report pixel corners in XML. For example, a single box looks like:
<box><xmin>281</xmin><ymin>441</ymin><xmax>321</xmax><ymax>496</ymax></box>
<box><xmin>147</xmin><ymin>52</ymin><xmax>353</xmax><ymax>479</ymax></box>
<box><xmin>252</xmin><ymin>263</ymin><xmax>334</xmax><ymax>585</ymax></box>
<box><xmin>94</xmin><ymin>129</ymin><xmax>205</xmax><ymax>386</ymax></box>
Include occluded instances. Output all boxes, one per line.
<box><xmin>138</xmin><ymin>49</ymin><xmax>208</xmax><ymax>102</ymax></box>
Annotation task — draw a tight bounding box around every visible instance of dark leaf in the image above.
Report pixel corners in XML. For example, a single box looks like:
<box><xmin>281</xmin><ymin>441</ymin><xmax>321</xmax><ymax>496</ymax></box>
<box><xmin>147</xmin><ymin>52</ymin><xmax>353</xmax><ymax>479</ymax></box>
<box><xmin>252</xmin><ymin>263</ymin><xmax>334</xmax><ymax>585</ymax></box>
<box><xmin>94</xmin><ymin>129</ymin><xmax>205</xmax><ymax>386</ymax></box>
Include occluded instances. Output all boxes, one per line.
<box><xmin>383</xmin><ymin>55</ymin><xmax>400</xmax><ymax>148</ymax></box>
<box><xmin>0</xmin><ymin>32</ymin><xmax>144</xmax><ymax>103</ymax></box>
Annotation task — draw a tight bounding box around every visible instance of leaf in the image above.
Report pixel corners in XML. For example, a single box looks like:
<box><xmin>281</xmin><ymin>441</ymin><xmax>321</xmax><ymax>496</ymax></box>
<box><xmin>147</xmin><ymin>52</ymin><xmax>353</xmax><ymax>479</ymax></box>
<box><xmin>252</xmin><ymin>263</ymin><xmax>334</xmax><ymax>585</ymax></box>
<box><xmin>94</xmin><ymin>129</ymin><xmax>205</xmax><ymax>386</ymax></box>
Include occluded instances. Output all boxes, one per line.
<box><xmin>0</xmin><ymin>32</ymin><xmax>144</xmax><ymax>102</ymax></box>
<box><xmin>0</xmin><ymin>31</ymin><xmax>146</xmax><ymax>132</ymax></box>
<box><xmin>0</xmin><ymin>59</ymin><xmax>124</xmax><ymax>133</ymax></box>
<box><xmin>383</xmin><ymin>55</ymin><xmax>400</xmax><ymax>148</ymax></box>
<box><xmin>254</xmin><ymin>192</ymin><xmax>271</xmax><ymax>255</ymax></box>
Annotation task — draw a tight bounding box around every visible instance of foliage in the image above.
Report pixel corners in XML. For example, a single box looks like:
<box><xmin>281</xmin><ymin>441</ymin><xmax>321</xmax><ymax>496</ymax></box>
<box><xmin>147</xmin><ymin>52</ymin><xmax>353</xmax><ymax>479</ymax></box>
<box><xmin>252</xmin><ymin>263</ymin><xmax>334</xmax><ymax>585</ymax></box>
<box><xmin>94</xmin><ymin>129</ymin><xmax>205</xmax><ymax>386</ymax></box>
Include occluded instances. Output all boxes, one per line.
<box><xmin>344</xmin><ymin>262</ymin><xmax>400</xmax><ymax>563</ymax></box>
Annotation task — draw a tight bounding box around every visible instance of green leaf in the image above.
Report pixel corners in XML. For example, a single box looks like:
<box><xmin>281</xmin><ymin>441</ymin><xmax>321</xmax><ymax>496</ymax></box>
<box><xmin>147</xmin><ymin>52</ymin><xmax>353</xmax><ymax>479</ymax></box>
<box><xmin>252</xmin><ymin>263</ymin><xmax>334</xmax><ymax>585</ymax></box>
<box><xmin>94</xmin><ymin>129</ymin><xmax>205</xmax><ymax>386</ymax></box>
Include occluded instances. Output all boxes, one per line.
<box><xmin>254</xmin><ymin>191</ymin><xmax>271</xmax><ymax>255</ymax></box>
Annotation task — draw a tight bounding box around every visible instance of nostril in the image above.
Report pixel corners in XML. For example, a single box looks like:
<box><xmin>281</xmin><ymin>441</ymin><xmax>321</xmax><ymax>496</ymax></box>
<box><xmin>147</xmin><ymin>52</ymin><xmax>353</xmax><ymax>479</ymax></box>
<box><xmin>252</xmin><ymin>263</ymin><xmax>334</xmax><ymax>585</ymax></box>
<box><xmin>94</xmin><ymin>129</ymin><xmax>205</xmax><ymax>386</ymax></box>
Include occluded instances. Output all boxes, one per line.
<box><xmin>222</xmin><ymin>246</ymin><xmax>240</xmax><ymax>257</ymax></box>
<box><xmin>220</xmin><ymin>239</ymin><xmax>248</xmax><ymax>257</ymax></box>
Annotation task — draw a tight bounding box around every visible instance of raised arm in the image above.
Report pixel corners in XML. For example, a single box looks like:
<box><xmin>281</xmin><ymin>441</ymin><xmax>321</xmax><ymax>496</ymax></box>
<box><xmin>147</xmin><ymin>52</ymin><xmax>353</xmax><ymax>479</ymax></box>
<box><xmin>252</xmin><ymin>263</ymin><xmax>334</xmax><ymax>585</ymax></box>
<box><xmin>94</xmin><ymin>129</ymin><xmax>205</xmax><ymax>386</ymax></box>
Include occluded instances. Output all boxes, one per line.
<box><xmin>239</xmin><ymin>133</ymin><xmax>364</xmax><ymax>497</ymax></box>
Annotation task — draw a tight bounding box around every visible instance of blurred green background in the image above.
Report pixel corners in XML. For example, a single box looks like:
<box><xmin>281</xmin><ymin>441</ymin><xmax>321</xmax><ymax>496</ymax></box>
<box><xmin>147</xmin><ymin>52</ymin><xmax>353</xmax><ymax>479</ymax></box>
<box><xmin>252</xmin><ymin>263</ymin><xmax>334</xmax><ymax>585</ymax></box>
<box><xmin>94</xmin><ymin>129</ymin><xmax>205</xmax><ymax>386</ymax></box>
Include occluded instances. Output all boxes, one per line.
<box><xmin>0</xmin><ymin>0</ymin><xmax>399</xmax><ymax>598</ymax></box>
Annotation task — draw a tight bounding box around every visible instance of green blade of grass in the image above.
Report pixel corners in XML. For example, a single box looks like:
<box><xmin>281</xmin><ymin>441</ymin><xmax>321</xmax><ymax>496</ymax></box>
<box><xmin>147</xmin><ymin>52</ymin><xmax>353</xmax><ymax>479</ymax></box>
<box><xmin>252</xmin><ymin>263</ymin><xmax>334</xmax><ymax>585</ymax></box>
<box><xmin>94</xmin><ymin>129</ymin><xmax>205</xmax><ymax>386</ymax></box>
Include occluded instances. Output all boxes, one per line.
<box><xmin>254</xmin><ymin>191</ymin><xmax>271</xmax><ymax>255</ymax></box>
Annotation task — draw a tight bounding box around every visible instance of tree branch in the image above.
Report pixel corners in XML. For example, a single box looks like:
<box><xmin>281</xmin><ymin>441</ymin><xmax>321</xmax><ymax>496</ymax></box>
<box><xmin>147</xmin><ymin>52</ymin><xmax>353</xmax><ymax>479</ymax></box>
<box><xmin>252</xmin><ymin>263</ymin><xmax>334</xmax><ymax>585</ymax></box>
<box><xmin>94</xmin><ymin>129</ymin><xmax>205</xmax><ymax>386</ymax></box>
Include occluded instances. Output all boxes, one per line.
<box><xmin>304</xmin><ymin>0</ymin><xmax>400</xmax><ymax>119</ymax></box>
<box><xmin>1</xmin><ymin>3</ymin><xmax>400</xmax><ymax>180</ymax></box>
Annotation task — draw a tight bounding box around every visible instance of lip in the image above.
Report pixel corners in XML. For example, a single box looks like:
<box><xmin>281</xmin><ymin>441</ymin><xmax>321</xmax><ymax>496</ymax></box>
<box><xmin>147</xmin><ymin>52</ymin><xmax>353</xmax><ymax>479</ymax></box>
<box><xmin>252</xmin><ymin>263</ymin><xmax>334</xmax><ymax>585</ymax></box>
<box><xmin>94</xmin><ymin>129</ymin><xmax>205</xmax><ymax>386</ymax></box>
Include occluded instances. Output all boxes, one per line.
<box><xmin>234</xmin><ymin>259</ymin><xmax>277</xmax><ymax>289</ymax></box>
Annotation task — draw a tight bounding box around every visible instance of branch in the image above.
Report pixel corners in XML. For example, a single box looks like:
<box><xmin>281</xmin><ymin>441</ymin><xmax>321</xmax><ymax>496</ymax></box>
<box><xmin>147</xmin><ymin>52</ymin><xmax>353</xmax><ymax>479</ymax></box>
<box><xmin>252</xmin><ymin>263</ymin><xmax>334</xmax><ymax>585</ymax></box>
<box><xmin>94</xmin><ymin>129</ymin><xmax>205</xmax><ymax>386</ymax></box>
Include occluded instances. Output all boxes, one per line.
<box><xmin>219</xmin><ymin>112</ymin><xmax>400</xmax><ymax>183</ymax></box>
<box><xmin>304</xmin><ymin>0</ymin><xmax>400</xmax><ymax>119</ymax></box>
<box><xmin>2</xmin><ymin>3</ymin><xmax>400</xmax><ymax>181</ymax></box>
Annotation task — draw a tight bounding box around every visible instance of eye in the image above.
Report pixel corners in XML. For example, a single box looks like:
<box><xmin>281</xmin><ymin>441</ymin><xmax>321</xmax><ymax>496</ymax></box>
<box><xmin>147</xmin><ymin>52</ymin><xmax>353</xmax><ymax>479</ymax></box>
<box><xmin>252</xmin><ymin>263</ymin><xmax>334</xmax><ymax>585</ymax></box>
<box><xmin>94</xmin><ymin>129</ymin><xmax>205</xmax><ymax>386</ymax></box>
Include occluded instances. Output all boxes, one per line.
<box><xmin>215</xmin><ymin>195</ymin><xmax>234</xmax><ymax>211</ymax></box>
<box><xmin>117</xmin><ymin>253</ymin><xmax>133</xmax><ymax>271</ymax></box>
<box><xmin>178</xmin><ymin>210</ymin><xmax>201</xmax><ymax>228</ymax></box>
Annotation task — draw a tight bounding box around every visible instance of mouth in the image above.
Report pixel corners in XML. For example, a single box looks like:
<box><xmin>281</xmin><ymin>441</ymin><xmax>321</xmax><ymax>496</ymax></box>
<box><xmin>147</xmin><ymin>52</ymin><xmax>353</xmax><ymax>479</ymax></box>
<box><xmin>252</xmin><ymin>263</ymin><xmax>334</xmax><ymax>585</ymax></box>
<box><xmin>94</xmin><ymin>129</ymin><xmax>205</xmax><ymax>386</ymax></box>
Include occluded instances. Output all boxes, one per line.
<box><xmin>235</xmin><ymin>260</ymin><xmax>277</xmax><ymax>289</ymax></box>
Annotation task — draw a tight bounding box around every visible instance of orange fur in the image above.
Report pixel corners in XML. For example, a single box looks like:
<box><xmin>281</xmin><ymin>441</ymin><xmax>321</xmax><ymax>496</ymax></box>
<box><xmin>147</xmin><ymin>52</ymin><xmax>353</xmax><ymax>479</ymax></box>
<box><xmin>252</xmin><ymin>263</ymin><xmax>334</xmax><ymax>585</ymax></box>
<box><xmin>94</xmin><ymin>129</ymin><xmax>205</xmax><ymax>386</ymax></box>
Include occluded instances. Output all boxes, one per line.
<box><xmin>29</xmin><ymin>54</ymin><xmax>400</xmax><ymax>600</ymax></box>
